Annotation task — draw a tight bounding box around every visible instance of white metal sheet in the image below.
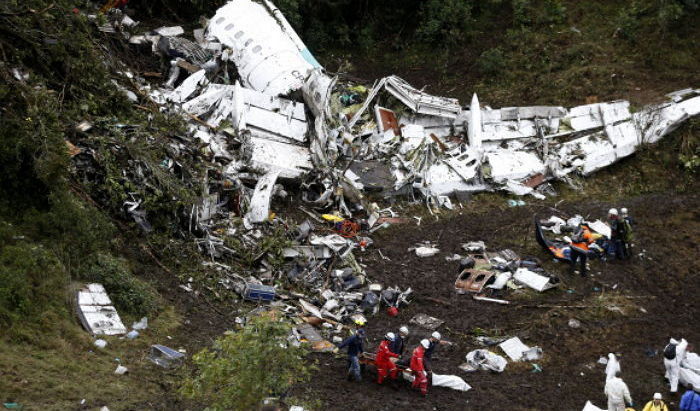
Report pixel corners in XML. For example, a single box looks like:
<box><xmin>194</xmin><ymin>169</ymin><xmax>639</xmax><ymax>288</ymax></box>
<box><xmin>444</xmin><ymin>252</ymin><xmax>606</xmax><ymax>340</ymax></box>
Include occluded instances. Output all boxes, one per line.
<box><xmin>246</xmin><ymin>170</ymin><xmax>280</xmax><ymax>223</ymax></box>
<box><xmin>485</xmin><ymin>150</ymin><xmax>545</xmax><ymax>183</ymax></box>
<box><xmin>245</xmin><ymin>137</ymin><xmax>312</xmax><ymax>179</ymax></box>
<box><xmin>499</xmin><ymin>337</ymin><xmax>530</xmax><ymax>361</ymax></box>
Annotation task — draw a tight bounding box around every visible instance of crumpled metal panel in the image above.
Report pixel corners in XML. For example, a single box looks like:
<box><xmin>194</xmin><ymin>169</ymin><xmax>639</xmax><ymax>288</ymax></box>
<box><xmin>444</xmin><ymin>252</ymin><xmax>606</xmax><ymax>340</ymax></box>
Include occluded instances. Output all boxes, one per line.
<box><xmin>302</xmin><ymin>68</ymin><xmax>337</xmax><ymax>118</ymax></box>
<box><xmin>384</xmin><ymin>75</ymin><xmax>461</xmax><ymax>119</ymax></box>
<box><xmin>485</xmin><ymin>150</ymin><xmax>545</xmax><ymax>183</ymax></box>
<box><xmin>635</xmin><ymin>93</ymin><xmax>700</xmax><ymax>144</ymax></box>
<box><xmin>421</xmin><ymin>162</ymin><xmax>488</xmax><ymax>196</ymax></box>
<box><xmin>181</xmin><ymin>82</ymin><xmax>308</xmax><ymax>142</ymax></box>
<box><xmin>567</xmin><ymin>101</ymin><xmax>631</xmax><ymax>131</ymax></box>
<box><xmin>242</xmin><ymin>136</ymin><xmax>312</xmax><ymax>179</ymax></box>
<box><xmin>500</xmin><ymin>106</ymin><xmax>566</xmax><ymax>121</ymax></box>
<box><xmin>245</xmin><ymin>170</ymin><xmax>280</xmax><ymax>223</ymax></box>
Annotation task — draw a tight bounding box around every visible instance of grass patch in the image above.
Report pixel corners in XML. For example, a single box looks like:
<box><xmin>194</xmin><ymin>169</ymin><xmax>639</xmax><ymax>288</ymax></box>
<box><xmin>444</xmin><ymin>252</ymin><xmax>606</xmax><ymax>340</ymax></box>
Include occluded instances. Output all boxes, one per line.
<box><xmin>0</xmin><ymin>306</ymin><xmax>184</xmax><ymax>410</ymax></box>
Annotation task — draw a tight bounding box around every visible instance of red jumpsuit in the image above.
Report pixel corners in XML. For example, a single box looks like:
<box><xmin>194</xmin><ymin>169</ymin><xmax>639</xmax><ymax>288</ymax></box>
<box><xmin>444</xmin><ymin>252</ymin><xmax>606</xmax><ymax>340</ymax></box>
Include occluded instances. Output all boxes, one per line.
<box><xmin>410</xmin><ymin>345</ymin><xmax>428</xmax><ymax>395</ymax></box>
<box><xmin>375</xmin><ymin>340</ymin><xmax>399</xmax><ymax>384</ymax></box>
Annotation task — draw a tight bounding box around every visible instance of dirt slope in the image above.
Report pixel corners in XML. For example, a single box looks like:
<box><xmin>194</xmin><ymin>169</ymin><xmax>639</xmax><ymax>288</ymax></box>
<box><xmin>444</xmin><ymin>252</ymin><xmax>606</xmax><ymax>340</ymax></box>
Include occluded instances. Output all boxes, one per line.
<box><xmin>301</xmin><ymin>189</ymin><xmax>700</xmax><ymax>410</ymax></box>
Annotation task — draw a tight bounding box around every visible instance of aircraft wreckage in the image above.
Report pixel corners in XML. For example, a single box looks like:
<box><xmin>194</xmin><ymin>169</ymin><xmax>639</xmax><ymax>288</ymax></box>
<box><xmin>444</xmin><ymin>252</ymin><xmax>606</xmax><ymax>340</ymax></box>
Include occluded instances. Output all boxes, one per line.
<box><xmin>134</xmin><ymin>0</ymin><xmax>699</xmax><ymax>219</ymax></box>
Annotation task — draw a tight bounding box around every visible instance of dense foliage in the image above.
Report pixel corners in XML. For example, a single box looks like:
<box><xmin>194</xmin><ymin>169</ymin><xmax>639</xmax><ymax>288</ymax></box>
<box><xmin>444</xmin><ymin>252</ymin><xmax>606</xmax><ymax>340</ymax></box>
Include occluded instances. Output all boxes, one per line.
<box><xmin>0</xmin><ymin>0</ymin><xmax>159</xmax><ymax>338</ymax></box>
<box><xmin>130</xmin><ymin>0</ymin><xmax>698</xmax><ymax>51</ymax></box>
<box><xmin>181</xmin><ymin>314</ymin><xmax>313</xmax><ymax>410</ymax></box>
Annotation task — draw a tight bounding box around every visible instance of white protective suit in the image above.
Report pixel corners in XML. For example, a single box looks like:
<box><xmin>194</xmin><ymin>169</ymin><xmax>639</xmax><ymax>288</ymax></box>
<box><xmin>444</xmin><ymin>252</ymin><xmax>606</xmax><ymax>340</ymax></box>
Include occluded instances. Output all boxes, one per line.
<box><xmin>606</xmin><ymin>353</ymin><xmax>621</xmax><ymax>380</ymax></box>
<box><xmin>664</xmin><ymin>338</ymin><xmax>688</xmax><ymax>393</ymax></box>
<box><xmin>604</xmin><ymin>376</ymin><xmax>632</xmax><ymax>411</ymax></box>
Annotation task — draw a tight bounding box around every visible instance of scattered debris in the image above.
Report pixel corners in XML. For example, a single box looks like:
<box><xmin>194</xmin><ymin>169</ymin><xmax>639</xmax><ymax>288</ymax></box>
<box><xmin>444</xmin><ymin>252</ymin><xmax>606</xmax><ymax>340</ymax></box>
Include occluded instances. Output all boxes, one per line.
<box><xmin>114</xmin><ymin>365</ymin><xmax>128</xmax><ymax>375</ymax></box>
<box><xmin>132</xmin><ymin>317</ymin><xmax>148</xmax><ymax>330</ymax></box>
<box><xmin>498</xmin><ymin>337</ymin><xmax>542</xmax><ymax>362</ymax></box>
<box><xmin>410</xmin><ymin>313</ymin><xmax>444</xmax><ymax>330</ymax></box>
<box><xmin>243</xmin><ymin>283</ymin><xmax>276</xmax><ymax>302</ymax></box>
<box><xmin>148</xmin><ymin>345</ymin><xmax>186</xmax><ymax>368</ymax></box>
<box><xmin>568</xmin><ymin>319</ymin><xmax>582</xmax><ymax>328</ymax></box>
<box><xmin>463</xmin><ymin>349</ymin><xmax>508</xmax><ymax>373</ymax></box>
<box><xmin>414</xmin><ymin>245</ymin><xmax>440</xmax><ymax>258</ymax></box>
<box><xmin>513</xmin><ymin>268</ymin><xmax>559</xmax><ymax>292</ymax></box>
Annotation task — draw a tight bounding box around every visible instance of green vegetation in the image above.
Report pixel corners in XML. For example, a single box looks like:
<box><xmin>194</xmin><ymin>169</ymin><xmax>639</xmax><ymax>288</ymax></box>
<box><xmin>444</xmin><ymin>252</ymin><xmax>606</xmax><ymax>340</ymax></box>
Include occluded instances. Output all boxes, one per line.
<box><xmin>181</xmin><ymin>314</ymin><xmax>313</xmax><ymax>411</ymax></box>
<box><xmin>0</xmin><ymin>229</ymin><xmax>68</xmax><ymax>340</ymax></box>
<box><xmin>83</xmin><ymin>253</ymin><xmax>159</xmax><ymax>316</ymax></box>
<box><xmin>0</xmin><ymin>306</ymin><xmax>184</xmax><ymax>409</ymax></box>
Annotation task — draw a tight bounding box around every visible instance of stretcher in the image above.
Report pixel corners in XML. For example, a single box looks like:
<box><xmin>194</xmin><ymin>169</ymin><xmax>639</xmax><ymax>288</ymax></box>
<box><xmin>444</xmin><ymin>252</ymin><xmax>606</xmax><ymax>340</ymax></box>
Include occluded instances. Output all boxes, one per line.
<box><xmin>359</xmin><ymin>352</ymin><xmax>410</xmax><ymax>371</ymax></box>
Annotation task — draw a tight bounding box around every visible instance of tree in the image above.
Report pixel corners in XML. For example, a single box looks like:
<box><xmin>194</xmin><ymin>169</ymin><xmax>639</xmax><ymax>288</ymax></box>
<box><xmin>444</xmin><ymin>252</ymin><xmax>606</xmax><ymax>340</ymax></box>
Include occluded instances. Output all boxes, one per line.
<box><xmin>180</xmin><ymin>314</ymin><xmax>312</xmax><ymax>410</ymax></box>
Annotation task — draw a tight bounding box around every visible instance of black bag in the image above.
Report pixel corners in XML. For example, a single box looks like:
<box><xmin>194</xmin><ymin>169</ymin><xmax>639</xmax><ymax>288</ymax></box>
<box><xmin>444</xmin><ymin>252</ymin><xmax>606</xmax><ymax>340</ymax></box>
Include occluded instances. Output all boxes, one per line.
<box><xmin>664</xmin><ymin>343</ymin><xmax>677</xmax><ymax>360</ymax></box>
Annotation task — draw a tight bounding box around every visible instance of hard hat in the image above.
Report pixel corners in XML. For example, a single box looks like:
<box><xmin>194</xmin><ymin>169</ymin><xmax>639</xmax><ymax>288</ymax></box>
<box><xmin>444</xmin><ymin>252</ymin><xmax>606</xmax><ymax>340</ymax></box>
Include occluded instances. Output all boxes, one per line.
<box><xmin>609</xmin><ymin>208</ymin><xmax>618</xmax><ymax>216</ymax></box>
<box><xmin>621</xmin><ymin>207</ymin><xmax>628</xmax><ymax>215</ymax></box>
<box><xmin>653</xmin><ymin>393</ymin><xmax>662</xmax><ymax>400</ymax></box>
<box><xmin>431</xmin><ymin>331</ymin><xmax>441</xmax><ymax>340</ymax></box>
<box><xmin>387</xmin><ymin>306</ymin><xmax>399</xmax><ymax>317</ymax></box>
<box><xmin>399</xmin><ymin>326</ymin><xmax>409</xmax><ymax>335</ymax></box>
<box><xmin>420</xmin><ymin>339</ymin><xmax>430</xmax><ymax>349</ymax></box>
<box><xmin>354</xmin><ymin>318</ymin><xmax>366</xmax><ymax>326</ymax></box>
<box><xmin>356</xmin><ymin>328</ymin><xmax>366</xmax><ymax>337</ymax></box>
<box><xmin>385</xmin><ymin>332</ymin><xmax>395</xmax><ymax>341</ymax></box>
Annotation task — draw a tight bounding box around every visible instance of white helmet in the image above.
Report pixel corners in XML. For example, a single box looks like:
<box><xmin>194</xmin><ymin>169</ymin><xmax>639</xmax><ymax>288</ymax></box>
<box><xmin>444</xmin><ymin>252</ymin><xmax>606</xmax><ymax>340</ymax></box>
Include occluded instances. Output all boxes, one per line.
<box><xmin>431</xmin><ymin>331</ymin><xmax>441</xmax><ymax>340</ymax></box>
<box><xmin>621</xmin><ymin>207</ymin><xmax>628</xmax><ymax>215</ymax></box>
<box><xmin>399</xmin><ymin>326</ymin><xmax>409</xmax><ymax>335</ymax></box>
<box><xmin>385</xmin><ymin>332</ymin><xmax>395</xmax><ymax>341</ymax></box>
<box><xmin>609</xmin><ymin>208</ymin><xmax>618</xmax><ymax>216</ymax></box>
<box><xmin>420</xmin><ymin>339</ymin><xmax>430</xmax><ymax>349</ymax></box>
<box><xmin>653</xmin><ymin>393</ymin><xmax>662</xmax><ymax>400</ymax></box>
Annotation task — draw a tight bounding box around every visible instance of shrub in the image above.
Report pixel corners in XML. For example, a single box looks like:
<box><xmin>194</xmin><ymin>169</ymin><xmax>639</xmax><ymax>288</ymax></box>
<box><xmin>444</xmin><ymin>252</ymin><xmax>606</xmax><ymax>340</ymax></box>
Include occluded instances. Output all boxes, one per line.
<box><xmin>181</xmin><ymin>314</ymin><xmax>313</xmax><ymax>410</ymax></box>
<box><xmin>0</xmin><ymin>235</ymin><xmax>68</xmax><ymax>329</ymax></box>
<box><xmin>477</xmin><ymin>47</ymin><xmax>507</xmax><ymax>76</ymax></box>
<box><xmin>83</xmin><ymin>253</ymin><xmax>159</xmax><ymax>316</ymax></box>
<box><xmin>417</xmin><ymin>0</ymin><xmax>473</xmax><ymax>45</ymax></box>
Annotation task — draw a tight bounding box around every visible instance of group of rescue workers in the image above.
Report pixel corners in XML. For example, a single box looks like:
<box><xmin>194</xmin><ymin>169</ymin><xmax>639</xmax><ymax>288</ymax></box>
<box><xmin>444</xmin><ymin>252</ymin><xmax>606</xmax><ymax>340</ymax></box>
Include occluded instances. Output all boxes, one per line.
<box><xmin>602</xmin><ymin>338</ymin><xmax>700</xmax><ymax>411</ymax></box>
<box><xmin>568</xmin><ymin>207</ymin><xmax>635</xmax><ymax>277</ymax></box>
<box><xmin>337</xmin><ymin>320</ymin><xmax>451</xmax><ymax>396</ymax></box>
<box><xmin>332</xmin><ymin>205</ymin><xmax>700</xmax><ymax>408</ymax></box>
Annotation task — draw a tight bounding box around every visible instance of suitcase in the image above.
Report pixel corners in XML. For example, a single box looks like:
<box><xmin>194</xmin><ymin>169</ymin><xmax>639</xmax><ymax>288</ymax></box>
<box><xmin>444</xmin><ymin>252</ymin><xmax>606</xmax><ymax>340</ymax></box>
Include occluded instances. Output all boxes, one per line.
<box><xmin>243</xmin><ymin>283</ymin><xmax>276</xmax><ymax>302</ymax></box>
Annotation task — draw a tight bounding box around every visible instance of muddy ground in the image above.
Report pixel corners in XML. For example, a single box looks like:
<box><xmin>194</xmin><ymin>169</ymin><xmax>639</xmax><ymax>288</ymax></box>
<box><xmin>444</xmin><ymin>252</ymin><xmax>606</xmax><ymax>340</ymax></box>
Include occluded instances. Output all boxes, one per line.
<box><xmin>298</xmin><ymin>189</ymin><xmax>700</xmax><ymax>410</ymax></box>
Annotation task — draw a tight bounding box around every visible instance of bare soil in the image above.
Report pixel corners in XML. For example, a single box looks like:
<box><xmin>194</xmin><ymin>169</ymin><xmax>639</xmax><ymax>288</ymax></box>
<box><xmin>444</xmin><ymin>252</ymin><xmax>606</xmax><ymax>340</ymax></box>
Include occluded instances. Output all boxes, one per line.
<box><xmin>299</xmin><ymin>189</ymin><xmax>700</xmax><ymax>410</ymax></box>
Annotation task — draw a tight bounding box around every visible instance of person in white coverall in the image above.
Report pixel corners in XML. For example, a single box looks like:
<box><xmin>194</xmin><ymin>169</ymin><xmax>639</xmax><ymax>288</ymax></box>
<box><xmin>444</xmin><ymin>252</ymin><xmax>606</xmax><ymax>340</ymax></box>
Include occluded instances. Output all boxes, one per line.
<box><xmin>664</xmin><ymin>338</ymin><xmax>688</xmax><ymax>393</ymax></box>
<box><xmin>606</xmin><ymin>353</ymin><xmax>621</xmax><ymax>380</ymax></box>
<box><xmin>605</xmin><ymin>371</ymin><xmax>633</xmax><ymax>411</ymax></box>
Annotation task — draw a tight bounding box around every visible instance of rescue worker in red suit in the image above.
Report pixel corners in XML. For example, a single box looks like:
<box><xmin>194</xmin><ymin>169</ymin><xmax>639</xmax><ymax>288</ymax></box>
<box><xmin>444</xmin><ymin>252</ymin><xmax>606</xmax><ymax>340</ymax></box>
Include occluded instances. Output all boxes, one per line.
<box><xmin>375</xmin><ymin>332</ymin><xmax>399</xmax><ymax>384</ymax></box>
<box><xmin>410</xmin><ymin>339</ymin><xmax>431</xmax><ymax>396</ymax></box>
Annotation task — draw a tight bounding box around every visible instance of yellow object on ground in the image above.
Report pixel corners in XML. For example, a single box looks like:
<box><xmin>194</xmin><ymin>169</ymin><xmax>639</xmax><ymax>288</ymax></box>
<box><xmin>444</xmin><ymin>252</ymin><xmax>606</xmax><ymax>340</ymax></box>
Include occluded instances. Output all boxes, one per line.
<box><xmin>322</xmin><ymin>214</ymin><xmax>344</xmax><ymax>223</ymax></box>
